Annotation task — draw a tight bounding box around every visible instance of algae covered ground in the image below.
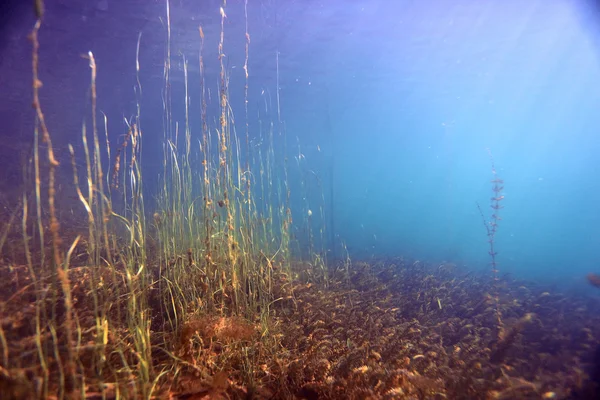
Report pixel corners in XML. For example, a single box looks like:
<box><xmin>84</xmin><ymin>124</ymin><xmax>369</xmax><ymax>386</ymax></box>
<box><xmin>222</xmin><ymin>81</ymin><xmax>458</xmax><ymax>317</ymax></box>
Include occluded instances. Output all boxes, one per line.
<box><xmin>2</xmin><ymin>256</ymin><xmax>600</xmax><ymax>399</ymax></box>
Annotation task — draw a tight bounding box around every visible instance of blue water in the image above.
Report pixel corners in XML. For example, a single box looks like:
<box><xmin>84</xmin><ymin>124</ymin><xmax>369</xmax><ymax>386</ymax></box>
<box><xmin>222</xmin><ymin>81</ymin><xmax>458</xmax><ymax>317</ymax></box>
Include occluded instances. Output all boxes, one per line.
<box><xmin>270</xmin><ymin>0</ymin><xmax>600</xmax><ymax>289</ymax></box>
<box><xmin>2</xmin><ymin>0</ymin><xmax>600</xmax><ymax>290</ymax></box>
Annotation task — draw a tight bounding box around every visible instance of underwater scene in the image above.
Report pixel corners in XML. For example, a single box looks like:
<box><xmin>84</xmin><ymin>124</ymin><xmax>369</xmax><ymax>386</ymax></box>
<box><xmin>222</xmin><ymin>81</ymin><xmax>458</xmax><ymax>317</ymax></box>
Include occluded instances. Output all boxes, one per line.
<box><xmin>2</xmin><ymin>0</ymin><xmax>600</xmax><ymax>398</ymax></box>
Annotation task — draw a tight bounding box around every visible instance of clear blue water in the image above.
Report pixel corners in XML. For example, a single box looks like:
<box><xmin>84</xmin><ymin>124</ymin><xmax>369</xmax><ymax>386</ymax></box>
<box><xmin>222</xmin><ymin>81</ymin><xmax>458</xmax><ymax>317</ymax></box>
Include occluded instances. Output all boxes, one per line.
<box><xmin>2</xmin><ymin>0</ymin><xmax>600</xmax><ymax>290</ymax></box>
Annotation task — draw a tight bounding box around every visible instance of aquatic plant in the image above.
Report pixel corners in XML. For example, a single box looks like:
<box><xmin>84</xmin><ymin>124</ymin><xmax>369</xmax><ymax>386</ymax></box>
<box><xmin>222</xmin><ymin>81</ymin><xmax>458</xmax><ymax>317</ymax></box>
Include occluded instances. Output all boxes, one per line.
<box><xmin>477</xmin><ymin>150</ymin><xmax>504</xmax><ymax>335</ymax></box>
<box><xmin>0</xmin><ymin>0</ymin><xmax>328</xmax><ymax>397</ymax></box>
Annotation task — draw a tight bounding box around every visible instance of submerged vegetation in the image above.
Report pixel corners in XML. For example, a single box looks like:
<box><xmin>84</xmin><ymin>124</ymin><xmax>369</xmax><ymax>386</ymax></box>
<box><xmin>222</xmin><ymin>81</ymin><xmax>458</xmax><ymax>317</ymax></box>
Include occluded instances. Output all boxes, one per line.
<box><xmin>1</xmin><ymin>1</ymin><xmax>600</xmax><ymax>399</ymax></box>
<box><xmin>2</xmin><ymin>1</ymin><xmax>328</xmax><ymax>398</ymax></box>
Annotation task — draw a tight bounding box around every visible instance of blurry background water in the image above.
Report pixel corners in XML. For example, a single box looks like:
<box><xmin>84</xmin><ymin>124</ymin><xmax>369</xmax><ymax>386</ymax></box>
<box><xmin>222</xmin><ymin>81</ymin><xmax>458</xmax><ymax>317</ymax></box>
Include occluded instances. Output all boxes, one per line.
<box><xmin>1</xmin><ymin>0</ymin><xmax>600</xmax><ymax>290</ymax></box>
